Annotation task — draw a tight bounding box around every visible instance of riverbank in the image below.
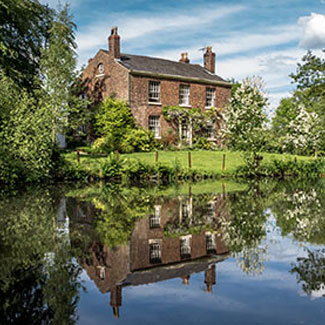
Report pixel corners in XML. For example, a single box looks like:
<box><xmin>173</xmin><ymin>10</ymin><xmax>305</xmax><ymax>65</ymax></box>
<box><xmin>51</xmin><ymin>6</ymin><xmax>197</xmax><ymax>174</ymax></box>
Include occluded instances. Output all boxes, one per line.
<box><xmin>61</xmin><ymin>150</ymin><xmax>322</xmax><ymax>183</ymax></box>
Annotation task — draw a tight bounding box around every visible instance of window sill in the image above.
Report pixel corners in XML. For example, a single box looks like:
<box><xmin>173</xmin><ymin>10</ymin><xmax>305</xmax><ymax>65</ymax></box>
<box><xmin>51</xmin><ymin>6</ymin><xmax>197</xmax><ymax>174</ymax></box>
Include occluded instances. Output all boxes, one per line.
<box><xmin>95</xmin><ymin>73</ymin><xmax>105</xmax><ymax>78</ymax></box>
<box><xmin>148</xmin><ymin>102</ymin><xmax>162</xmax><ymax>106</ymax></box>
<box><xmin>179</xmin><ymin>104</ymin><xmax>191</xmax><ymax>108</ymax></box>
<box><xmin>154</xmin><ymin>136</ymin><xmax>161</xmax><ymax>139</ymax></box>
<box><xmin>205</xmin><ymin>106</ymin><xmax>215</xmax><ymax>109</ymax></box>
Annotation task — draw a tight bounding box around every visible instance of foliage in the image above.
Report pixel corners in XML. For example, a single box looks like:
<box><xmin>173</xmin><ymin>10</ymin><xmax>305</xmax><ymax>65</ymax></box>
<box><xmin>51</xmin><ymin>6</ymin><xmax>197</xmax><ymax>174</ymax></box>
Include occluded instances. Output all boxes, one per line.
<box><xmin>40</xmin><ymin>4</ymin><xmax>89</xmax><ymax>144</ymax></box>
<box><xmin>163</xmin><ymin>105</ymin><xmax>223</xmax><ymax>146</ymax></box>
<box><xmin>121</xmin><ymin>128</ymin><xmax>155</xmax><ymax>153</ymax></box>
<box><xmin>0</xmin><ymin>73</ymin><xmax>53</xmax><ymax>183</ymax></box>
<box><xmin>193</xmin><ymin>137</ymin><xmax>215</xmax><ymax>150</ymax></box>
<box><xmin>0</xmin><ymin>0</ymin><xmax>53</xmax><ymax>88</ymax></box>
<box><xmin>223</xmin><ymin>76</ymin><xmax>268</xmax><ymax>153</ymax></box>
<box><xmin>101</xmin><ymin>153</ymin><xmax>127</xmax><ymax>180</ymax></box>
<box><xmin>95</xmin><ymin>97</ymin><xmax>135</xmax><ymax>151</ymax></box>
<box><xmin>283</xmin><ymin>104</ymin><xmax>323</xmax><ymax>155</ymax></box>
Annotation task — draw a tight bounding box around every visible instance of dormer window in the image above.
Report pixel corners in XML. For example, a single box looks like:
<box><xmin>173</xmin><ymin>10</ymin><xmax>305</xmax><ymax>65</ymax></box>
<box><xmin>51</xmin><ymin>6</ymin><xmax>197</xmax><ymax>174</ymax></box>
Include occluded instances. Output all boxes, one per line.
<box><xmin>98</xmin><ymin>63</ymin><xmax>104</xmax><ymax>74</ymax></box>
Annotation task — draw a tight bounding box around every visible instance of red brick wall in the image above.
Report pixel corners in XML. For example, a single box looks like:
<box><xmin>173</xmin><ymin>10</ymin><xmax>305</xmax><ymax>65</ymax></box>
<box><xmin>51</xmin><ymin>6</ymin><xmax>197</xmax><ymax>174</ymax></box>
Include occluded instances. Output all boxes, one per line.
<box><xmin>82</xmin><ymin>53</ymin><xmax>231</xmax><ymax>138</ymax></box>
<box><xmin>130</xmin><ymin>75</ymin><xmax>231</xmax><ymax>136</ymax></box>
<box><xmin>82</xmin><ymin>50</ymin><xmax>129</xmax><ymax>103</ymax></box>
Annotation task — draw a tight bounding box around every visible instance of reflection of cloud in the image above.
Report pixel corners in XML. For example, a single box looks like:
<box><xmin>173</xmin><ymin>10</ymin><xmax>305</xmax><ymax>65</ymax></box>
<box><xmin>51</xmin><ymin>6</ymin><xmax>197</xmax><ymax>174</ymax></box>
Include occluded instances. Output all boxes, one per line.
<box><xmin>298</xmin><ymin>13</ymin><xmax>325</xmax><ymax>49</ymax></box>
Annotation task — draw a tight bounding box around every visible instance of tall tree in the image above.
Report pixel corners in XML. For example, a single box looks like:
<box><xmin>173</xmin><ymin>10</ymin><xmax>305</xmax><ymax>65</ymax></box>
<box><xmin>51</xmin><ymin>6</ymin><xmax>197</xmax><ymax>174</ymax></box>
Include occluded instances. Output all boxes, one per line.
<box><xmin>223</xmin><ymin>76</ymin><xmax>268</xmax><ymax>153</ymax></box>
<box><xmin>0</xmin><ymin>0</ymin><xmax>53</xmax><ymax>88</ymax></box>
<box><xmin>40</xmin><ymin>3</ymin><xmax>87</xmax><ymax>145</ymax></box>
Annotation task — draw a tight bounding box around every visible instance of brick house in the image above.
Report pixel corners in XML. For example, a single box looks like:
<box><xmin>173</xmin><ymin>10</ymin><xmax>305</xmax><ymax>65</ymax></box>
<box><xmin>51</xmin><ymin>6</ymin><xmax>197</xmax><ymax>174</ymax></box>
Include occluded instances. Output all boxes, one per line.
<box><xmin>82</xmin><ymin>27</ymin><xmax>232</xmax><ymax>143</ymax></box>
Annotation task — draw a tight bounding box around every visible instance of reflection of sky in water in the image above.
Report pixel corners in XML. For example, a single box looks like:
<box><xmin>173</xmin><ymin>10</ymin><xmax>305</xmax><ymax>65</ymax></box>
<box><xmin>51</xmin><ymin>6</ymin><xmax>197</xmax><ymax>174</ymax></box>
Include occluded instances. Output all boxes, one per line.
<box><xmin>77</xmin><ymin>211</ymin><xmax>325</xmax><ymax>325</ymax></box>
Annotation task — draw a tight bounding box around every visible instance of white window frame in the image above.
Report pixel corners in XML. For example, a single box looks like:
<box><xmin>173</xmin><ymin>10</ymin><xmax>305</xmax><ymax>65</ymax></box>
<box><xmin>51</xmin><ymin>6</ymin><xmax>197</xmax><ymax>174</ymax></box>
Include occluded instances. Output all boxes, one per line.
<box><xmin>179</xmin><ymin>84</ymin><xmax>190</xmax><ymax>106</ymax></box>
<box><xmin>96</xmin><ymin>63</ymin><xmax>105</xmax><ymax>77</ymax></box>
<box><xmin>206</xmin><ymin>88</ymin><xmax>215</xmax><ymax>108</ymax></box>
<box><xmin>206</xmin><ymin>120</ymin><xmax>215</xmax><ymax>140</ymax></box>
<box><xmin>148</xmin><ymin>81</ymin><xmax>161</xmax><ymax>103</ymax></box>
<box><xmin>148</xmin><ymin>115</ymin><xmax>160</xmax><ymax>139</ymax></box>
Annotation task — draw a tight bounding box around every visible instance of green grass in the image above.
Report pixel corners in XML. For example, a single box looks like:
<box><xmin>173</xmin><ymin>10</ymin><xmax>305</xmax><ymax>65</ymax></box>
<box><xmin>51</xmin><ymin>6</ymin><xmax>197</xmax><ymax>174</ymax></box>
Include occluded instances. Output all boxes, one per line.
<box><xmin>63</xmin><ymin>149</ymin><xmax>314</xmax><ymax>178</ymax></box>
<box><xmin>123</xmin><ymin>150</ymin><xmax>313</xmax><ymax>175</ymax></box>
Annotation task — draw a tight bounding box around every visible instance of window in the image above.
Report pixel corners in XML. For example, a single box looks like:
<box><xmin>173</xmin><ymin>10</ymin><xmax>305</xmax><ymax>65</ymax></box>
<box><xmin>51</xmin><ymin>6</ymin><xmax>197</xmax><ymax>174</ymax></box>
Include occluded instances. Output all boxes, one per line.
<box><xmin>149</xmin><ymin>81</ymin><xmax>160</xmax><ymax>103</ymax></box>
<box><xmin>149</xmin><ymin>205</ymin><xmax>161</xmax><ymax>229</ymax></box>
<box><xmin>181</xmin><ymin>119</ymin><xmax>188</xmax><ymax>141</ymax></box>
<box><xmin>206</xmin><ymin>88</ymin><xmax>215</xmax><ymax>108</ymax></box>
<box><xmin>98</xmin><ymin>63</ymin><xmax>104</xmax><ymax>74</ymax></box>
<box><xmin>148</xmin><ymin>116</ymin><xmax>160</xmax><ymax>138</ymax></box>
<box><xmin>179</xmin><ymin>84</ymin><xmax>190</xmax><ymax>106</ymax></box>
<box><xmin>206</xmin><ymin>120</ymin><xmax>215</xmax><ymax>139</ymax></box>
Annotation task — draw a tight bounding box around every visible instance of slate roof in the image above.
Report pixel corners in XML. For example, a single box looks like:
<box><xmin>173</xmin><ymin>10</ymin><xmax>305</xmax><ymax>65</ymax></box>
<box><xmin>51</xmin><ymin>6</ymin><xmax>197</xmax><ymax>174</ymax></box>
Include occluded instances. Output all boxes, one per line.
<box><xmin>101</xmin><ymin>50</ymin><xmax>229</xmax><ymax>84</ymax></box>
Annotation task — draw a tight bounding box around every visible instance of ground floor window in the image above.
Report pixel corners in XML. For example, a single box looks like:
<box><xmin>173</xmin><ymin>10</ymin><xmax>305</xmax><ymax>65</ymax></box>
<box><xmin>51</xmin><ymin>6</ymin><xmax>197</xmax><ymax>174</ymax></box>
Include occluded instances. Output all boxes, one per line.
<box><xmin>149</xmin><ymin>242</ymin><xmax>161</xmax><ymax>264</ymax></box>
<box><xmin>181</xmin><ymin>119</ymin><xmax>188</xmax><ymax>141</ymax></box>
<box><xmin>206</xmin><ymin>121</ymin><xmax>215</xmax><ymax>139</ymax></box>
<box><xmin>148</xmin><ymin>115</ymin><xmax>160</xmax><ymax>139</ymax></box>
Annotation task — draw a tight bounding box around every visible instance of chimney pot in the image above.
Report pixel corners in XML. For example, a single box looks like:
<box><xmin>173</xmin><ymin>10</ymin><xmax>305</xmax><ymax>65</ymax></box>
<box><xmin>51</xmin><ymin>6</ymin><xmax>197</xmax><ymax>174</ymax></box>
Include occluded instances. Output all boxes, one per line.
<box><xmin>204</xmin><ymin>46</ymin><xmax>215</xmax><ymax>73</ymax></box>
<box><xmin>179</xmin><ymin>52</ymin><xmax>190</xmax><ymax>63</ymax></box>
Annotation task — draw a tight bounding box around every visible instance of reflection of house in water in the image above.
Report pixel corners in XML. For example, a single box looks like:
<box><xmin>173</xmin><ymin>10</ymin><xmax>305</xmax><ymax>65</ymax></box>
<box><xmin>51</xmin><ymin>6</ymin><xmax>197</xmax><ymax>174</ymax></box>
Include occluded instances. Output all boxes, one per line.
<box><xmin>69</xmin><ymin>193</ymin><xmax>229</xmax><ymax>318</ymax></box>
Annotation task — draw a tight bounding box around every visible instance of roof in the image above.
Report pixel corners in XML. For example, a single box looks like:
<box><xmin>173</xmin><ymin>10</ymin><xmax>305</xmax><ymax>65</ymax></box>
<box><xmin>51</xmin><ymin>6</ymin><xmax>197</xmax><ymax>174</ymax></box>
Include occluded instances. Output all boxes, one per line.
<box><xmin>100</xmin><ymin>50</ymin><xmax>230</xmax><ymax>86</ymax></box>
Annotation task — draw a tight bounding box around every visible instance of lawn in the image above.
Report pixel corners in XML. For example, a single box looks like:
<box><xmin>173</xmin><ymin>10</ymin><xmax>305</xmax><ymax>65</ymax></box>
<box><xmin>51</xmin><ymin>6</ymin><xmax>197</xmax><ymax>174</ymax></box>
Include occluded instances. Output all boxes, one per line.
<box><xmin>64</xmin><ymin>149</ymin><xmax>314</xmax><ymax>177</ymax></box>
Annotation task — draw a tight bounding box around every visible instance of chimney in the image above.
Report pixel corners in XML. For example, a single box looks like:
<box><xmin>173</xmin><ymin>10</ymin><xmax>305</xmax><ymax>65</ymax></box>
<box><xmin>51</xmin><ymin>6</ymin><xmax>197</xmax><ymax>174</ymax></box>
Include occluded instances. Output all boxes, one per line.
<box><xmin>179</xmin><ymin>52</ymin><xmax>190</xmax><ymax>63</ymax></box>
<box><xmin>204</xmin><ymin>46</ymin><xmax>215</xmax><ymax>73</ymax></box>
<box><xmin>108</xmin><ymin>26</ymin><xmax>120</xmax><ymax>59</ymax></box>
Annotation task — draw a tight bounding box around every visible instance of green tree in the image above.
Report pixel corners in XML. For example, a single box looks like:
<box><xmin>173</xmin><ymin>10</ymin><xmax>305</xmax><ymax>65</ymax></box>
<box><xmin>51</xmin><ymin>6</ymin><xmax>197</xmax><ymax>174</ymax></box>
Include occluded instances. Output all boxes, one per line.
<box><xmin>223</xmin><ymin>76</ymin><xmax>268</xmax><ymax>157</ymax></box>
<box><xmin>95</xmin><ymin>97</ymin><xmax>135</xmax><ymax>152</ymax></box>
<box><xmin>40</xmin><ymin>3</ymin><xmax>88</xmax><ymax>145</ymax></box>
<box><xmin>0</xmin><ymin>0</ymin><xmax>53</xmax><ymax>88</ymax></box>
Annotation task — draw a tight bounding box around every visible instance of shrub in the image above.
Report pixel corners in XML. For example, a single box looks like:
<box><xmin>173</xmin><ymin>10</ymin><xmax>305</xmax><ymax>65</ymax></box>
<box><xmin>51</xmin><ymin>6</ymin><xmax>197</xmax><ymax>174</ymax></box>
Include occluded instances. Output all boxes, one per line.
<box><xmin>101</xmin><ymin>153</ymin><xmax>127</xmax><ymax>180</ymax></box>
<box><xmin>193</xmin><ymin>137</ymin><xmax>215</xmax><ymax>150</ymax></box>
<box><xmin>92</xmin><ymin>135</ymin><xmax>114</xmax><ymax>154</ymax></box>
<box><xmin>120</xmin><ymin>129</ymin><xmax>155</xmax><ymax>153</ymax></box>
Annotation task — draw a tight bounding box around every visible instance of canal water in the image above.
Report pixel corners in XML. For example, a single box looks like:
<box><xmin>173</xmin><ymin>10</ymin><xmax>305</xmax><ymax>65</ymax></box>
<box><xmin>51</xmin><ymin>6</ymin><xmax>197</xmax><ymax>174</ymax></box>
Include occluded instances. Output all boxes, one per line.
<box><xmin>1</xmin><ymin>179</ymin><xmax>325</xmax><ymax>324</ymax></box>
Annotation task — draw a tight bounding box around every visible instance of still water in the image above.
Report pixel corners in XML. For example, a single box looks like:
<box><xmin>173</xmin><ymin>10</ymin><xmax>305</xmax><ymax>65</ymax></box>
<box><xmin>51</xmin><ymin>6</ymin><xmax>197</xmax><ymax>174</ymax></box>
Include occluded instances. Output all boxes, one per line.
<box><xmin>1</xmin><ymin>180</ymin><xmax>325</xmax><ymax>324</ymax></box>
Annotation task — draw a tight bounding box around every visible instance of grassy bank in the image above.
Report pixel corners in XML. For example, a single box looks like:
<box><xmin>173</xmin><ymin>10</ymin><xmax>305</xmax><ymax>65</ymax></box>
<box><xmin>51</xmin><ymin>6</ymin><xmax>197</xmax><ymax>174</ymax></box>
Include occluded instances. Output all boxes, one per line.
<box><xmin>62</xmin><ymin>150</ymin><xmax>319</xmax><ymax>182</ymax></box>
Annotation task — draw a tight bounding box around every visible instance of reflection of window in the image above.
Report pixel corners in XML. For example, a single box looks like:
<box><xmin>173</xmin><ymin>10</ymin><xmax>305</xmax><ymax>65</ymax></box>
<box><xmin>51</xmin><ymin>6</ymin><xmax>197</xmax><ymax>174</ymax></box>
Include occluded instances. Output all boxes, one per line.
<box><xmin>206</xmin><ymin>234</ymin><xmax>216</xmax><ymax>253</ymax></box>
<box><xmin>148</xmin><ymin>116</ymin><xmax>160</xmax><ymax>139</ymax></box>
<box><xmin>206</xmin><ymin>88</ymin><xmax>215</xmax><ymax>108</ymax></box>
<box><xmin>149</xmin><ymin>81</ymin><xmax>160</xmax><ymax>103</ymax></box>
<box><xmin>180</xmin><ymin>236</ymin><xmax>191</xmax><ymax>258</ymax></box>
<box><xmin>149</xmin><ymin>205</ymin><xmax>161</xmax><ymax>228</ymax></box>
<box><xmin>179</xmin><ymin>84</ymin><xmax>190</xmax><ymax>106</ymax></box>
<box><xmin>98</xmin><ymin>63</ymin><xmax>104</xmax><ymax>74</ymax></box>
<box><xmin>181</xmin><ymin>202</ymin><xmax>189</xmax><ymax>220</ymax></box>
<box><xmin>149</xmin><ymin>241</ymin><xmax>161</xmax><ymax>263</ymax></box>
<box><xmin>97</xmin><ymin>266</ymin><xmax>106</xmax><ymax>280</ymax></box>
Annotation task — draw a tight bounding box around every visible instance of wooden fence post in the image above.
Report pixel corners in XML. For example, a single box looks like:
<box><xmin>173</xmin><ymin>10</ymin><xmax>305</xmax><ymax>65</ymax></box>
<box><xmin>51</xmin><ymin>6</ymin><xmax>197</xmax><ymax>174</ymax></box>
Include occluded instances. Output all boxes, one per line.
<box><xmin>188</xmin><ymin>152</ymin><xmax>192</xmax><ymax>168</ymax></box>
<box><xmin>155</xmin><ymin>151</ymin><xmax>158</xmax><ymax>163</ymax></box>
<box><xmin>222</xmin><ymin>154</ymin><xmax>226</xmax><ymax>171</ymax></box>
<box><xmin>115</xmin><ymin>150</ymin><xmax>119</xmax><ymax>160</ymax></box>
<box><xmin>77</xmin><ymin>150</ymin><xmax>80</xmax><ymax>164</ymax></box>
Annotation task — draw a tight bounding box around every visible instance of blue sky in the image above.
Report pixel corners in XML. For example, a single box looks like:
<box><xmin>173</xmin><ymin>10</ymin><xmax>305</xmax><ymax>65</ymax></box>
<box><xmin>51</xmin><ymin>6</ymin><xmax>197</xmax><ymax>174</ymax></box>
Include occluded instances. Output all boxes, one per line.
<box><xmin>42</xmin><ymin>0</ymin><xmax>325</xmax><ymax>113</ymax></box>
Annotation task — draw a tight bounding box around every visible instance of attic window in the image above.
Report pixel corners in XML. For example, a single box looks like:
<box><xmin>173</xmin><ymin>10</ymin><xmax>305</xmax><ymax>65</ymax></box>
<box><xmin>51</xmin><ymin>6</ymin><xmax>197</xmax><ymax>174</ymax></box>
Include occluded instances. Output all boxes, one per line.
<box><xmin>98</xmin><ymin>63</ymin><xmax>104</xmax><ymax>74</ymax></box>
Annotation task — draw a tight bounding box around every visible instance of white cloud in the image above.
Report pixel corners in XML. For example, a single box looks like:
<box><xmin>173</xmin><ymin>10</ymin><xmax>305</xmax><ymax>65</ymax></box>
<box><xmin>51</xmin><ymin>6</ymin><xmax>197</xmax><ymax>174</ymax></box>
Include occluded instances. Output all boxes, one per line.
<box><xmin>76</xmin><ymin>5</ymin><xmax>246</xmax><ymax>53</ymax></box>
<box><xmin>298</xmin><ymin>13</ymin><xmax>325</xmax><ymax>49</ymax></box>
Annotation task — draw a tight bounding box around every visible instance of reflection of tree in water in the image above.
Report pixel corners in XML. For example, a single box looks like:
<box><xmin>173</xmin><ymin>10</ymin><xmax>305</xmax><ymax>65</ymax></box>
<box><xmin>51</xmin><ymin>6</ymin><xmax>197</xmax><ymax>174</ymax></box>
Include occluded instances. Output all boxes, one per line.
<box><xmin>291</xmin><ymin>248</ymin><xmax>325</xmax><ymax>297</ymax></box>
<box><xmin>67</xmin><ymin>183</ymin><xmax>154</xmax><ymax>248</ymax></box>
<box><xmin>0</xmin><ymin>188</ymin><xmax>83</xmax><ymax>324</ymax></box>
<box><xmin>221</xmin><ymin>182</ymin><xmax>269</xmax><ymax>275</ymax></box>
<box><xmin>271</xmin><ymin>183</ymin><xmax>325</xmax><ymax>244</ymax></box>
